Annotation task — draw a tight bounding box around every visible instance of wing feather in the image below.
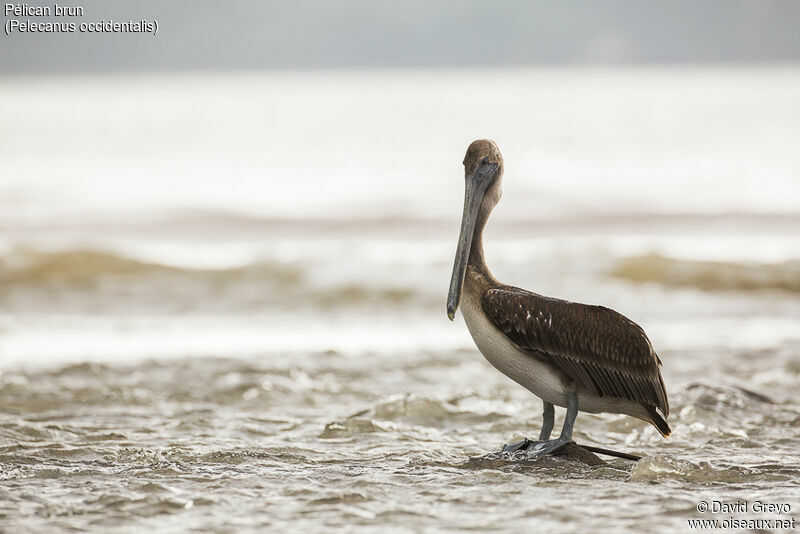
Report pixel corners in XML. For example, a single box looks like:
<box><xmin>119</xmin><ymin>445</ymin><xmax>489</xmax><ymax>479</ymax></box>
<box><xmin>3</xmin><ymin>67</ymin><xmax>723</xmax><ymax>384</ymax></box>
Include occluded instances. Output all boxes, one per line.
<box><xmin>482</xmin><ymin>287</ymin><xmax>669</xmax><ymax>416</ymax></box>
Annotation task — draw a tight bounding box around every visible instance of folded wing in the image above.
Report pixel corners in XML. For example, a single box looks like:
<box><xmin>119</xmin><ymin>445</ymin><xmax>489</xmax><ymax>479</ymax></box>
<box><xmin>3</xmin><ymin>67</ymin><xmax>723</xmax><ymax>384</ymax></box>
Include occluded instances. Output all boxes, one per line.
<box><xmin>483</xmin><ymin>287</ymin><xmax>669</xmax><ymax>417</ymax></box>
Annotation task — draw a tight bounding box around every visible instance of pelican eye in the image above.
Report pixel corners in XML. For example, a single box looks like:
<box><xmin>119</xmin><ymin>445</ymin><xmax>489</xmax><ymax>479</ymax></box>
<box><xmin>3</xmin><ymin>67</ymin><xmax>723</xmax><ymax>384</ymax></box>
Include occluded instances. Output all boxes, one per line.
<box><xmin>481</xmin><ymin>157</ymin><xmax>490</xmax><ymax>166</ymax></box>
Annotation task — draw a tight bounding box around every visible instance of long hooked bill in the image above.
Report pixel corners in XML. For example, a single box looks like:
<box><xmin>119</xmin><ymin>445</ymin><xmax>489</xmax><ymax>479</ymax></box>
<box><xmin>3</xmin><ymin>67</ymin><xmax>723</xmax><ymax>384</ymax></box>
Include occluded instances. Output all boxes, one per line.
<box><xmin>447</xmin><ymin>165</ymin><xmax>496</xmax><ymax>320</ymax></box>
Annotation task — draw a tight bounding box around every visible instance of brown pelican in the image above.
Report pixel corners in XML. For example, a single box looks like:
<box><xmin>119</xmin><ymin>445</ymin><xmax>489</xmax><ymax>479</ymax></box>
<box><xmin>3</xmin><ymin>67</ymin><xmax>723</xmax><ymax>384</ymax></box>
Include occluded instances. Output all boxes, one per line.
<box><xmin>447</xmin><ymin>139</ymin><xmax>670</xmax><ymax>455</ymax></box>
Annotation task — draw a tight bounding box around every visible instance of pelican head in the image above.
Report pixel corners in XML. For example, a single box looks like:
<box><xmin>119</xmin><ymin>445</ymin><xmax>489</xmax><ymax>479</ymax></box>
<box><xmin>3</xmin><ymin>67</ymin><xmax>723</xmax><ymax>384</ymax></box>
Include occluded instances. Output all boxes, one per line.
<box><xmin>447</xmin><ymin>139</ymin><xmax>504</xmax><ymax>320</ymax></box>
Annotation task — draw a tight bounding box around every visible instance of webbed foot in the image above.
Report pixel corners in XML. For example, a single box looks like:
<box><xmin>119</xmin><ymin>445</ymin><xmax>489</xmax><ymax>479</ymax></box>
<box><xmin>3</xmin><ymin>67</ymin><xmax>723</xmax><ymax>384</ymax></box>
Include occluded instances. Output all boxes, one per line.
<box><xmin>501</xmin><ymin>439</ymin><xmax>533</xmax><ymax>453</ymax></box>
<box><xmin>500</xmin><ymin>437</ymin><xmax>573</xmax><ymax>456</ymax></box>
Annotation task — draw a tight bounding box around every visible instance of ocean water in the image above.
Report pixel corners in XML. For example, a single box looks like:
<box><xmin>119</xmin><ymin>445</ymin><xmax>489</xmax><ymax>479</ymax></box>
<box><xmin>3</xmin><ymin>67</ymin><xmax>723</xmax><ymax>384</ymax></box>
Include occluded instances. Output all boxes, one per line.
<box><xmin>1</xmin><ymin>67</ymin><xmax>799</xmax><ymax>532</ymax></box>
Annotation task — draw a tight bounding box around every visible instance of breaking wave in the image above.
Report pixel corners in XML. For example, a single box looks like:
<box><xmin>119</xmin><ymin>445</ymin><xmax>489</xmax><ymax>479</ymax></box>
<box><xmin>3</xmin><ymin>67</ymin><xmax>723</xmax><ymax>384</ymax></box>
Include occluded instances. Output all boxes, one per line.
<box><xmin>0</xmin><ymin>248</ymin><xmax>423</xmax><ymax>310</ymax></box>
<box><xmin>611</xmin><ymin>254</ymin><xmax>800</xmax><ymax>293</ymax></box>
<box><xmin>0</xmin><ymin>248</ymin><xmax>301</xmax><ymax>286</ymax></box>
<box><xmin>628</xmin><ymin>455</ymin><xmax>755</xmax><ymax>483</ymax></box>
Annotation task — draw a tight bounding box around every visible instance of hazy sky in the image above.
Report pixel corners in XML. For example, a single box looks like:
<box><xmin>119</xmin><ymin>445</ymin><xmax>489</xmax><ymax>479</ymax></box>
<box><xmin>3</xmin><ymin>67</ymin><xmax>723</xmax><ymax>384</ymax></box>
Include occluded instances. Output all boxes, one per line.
<box><xmin>2</xmin><ymin>0</ymin><xmax>800</xmax><ymax>73</ymax></box>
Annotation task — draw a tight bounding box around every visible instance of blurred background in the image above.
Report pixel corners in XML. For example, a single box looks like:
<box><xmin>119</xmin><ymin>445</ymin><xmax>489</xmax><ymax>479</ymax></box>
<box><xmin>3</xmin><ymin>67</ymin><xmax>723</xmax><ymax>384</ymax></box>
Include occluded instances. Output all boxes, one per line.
<box><xmin>2</xmin><ymin>0</ymin><xmax>799</xmax><ymax>365</ymax></box>
<box><xmin>2</xmin><ymin>1</ymin><xmax>800</xmax><ymax>532</ymax></box>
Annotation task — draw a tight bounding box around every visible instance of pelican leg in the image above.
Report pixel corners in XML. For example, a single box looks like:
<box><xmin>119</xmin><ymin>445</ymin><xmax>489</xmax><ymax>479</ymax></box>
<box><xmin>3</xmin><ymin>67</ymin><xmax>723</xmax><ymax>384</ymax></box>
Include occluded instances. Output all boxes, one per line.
<box><xmin>523</xmin><ymin>391</ymin><xmax>579</xmax><ymax>457</ymax></box>
<box><xmin>500</xmin><ymin>394</ymin><xmax>578</xmax><ymax>455</ymax></box>
<box><xmin>500</xmin><ymin>401</ymin><xmax>555</xmax><ymax>452</ymax></box>
<box><xmin>539</xmin><ymin>402</ymin><xmax>554</xmax><ymax>440</ymax></box>
<box><xmin>559</xmin><ymin>391</ymin><xmax>578</xmax><ymax>442</ymax></box>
